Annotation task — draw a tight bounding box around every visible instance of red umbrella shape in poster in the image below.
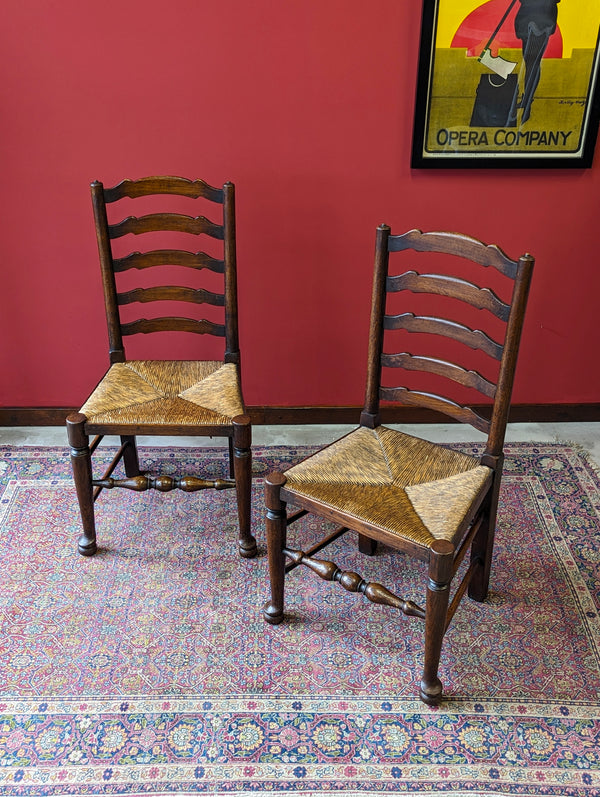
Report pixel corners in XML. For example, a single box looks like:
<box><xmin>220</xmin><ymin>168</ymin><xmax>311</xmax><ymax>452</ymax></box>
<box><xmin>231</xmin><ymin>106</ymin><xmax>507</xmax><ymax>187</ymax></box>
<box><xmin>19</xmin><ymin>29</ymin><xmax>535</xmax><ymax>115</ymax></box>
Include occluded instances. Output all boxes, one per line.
<box><xmin>451</xmin><ymin>0</ymin><xmax>563</xmax><ymax>58</ymax></box>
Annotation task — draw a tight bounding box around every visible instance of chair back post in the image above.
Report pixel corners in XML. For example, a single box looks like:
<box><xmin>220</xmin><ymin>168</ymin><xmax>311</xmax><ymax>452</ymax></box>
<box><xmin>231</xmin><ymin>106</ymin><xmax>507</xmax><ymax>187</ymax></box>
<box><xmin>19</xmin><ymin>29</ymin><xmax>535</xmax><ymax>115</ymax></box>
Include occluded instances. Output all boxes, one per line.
<box><xmin>90</xmin><ymin>180</ymin><xmax>125</xmax><ymax>364</ymax></box>
<box><xmin>360</xmin><ymin>224</ymin><xmax>391</xmax><ymax>429</ymax></box>
<box><xmin>485</xmin><ymin>253</ymin><xmax>535</xmax><ymax>459</ymax></box>
<box><xmin>223</xmin><ymin>181</ymin><xmax>241</xmax><ymax>366</ymax></box>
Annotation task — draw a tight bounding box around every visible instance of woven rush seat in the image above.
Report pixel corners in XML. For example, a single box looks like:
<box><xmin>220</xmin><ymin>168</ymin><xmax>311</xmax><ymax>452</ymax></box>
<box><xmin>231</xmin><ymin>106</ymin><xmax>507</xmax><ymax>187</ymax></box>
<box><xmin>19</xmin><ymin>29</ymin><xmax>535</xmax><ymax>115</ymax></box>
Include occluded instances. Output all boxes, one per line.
<box><xmin>80</xmin><ymin>361</ymin><xmax>244</xmax><ymax>427</ymax></box>
<box><xmin>284</xmin><ymin>426</ymin><xmax>492</xmax><ymax>548</ymax></box>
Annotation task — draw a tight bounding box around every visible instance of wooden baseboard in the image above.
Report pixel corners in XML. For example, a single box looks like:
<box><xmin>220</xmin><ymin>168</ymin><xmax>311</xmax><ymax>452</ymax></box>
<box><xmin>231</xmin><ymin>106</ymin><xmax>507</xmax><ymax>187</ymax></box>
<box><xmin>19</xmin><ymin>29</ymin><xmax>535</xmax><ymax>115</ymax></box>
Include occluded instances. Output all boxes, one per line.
<box><xmin>1</xmin><ymin>404</ymin><xmax>599</xmax><ymax>427</ymax></box>
<box><xmin>250</xmin><ymin>403</ymin><xmax>600</xmax><ymax>424</ymax></box>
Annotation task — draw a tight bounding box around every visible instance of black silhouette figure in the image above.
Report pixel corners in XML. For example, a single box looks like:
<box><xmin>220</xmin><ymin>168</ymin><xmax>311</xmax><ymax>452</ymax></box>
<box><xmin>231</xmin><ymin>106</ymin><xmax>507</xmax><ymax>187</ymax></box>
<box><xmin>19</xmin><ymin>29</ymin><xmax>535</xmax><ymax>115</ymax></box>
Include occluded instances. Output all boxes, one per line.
<box><xmin>514</xmin><ymin>0</ymin><xmax>560</xmax><ymax>122</ymax></box>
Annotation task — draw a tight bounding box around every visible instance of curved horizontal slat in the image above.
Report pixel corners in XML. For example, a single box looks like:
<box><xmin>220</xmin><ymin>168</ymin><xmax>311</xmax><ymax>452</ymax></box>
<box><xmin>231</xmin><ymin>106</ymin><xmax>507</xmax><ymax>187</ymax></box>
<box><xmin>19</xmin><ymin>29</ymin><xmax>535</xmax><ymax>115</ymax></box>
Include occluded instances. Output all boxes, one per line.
<box><xmin>120</xmin><ymin>317</ymin><xmax>226</xmax><ymax>336</ymax></box>
<box><xmin>386</xmin><ymin>271</ymin><xmax>510</xmax><ymax>321</ymax></box>
<box><xmin>384</xmin><ymin>313</ymin><xmax>503</xmax><ymax>360</ymax></box>
<box><xmin>388</xmin><ymin>229</ymin><xmax>519</xmax><ymax>279</ymax></box>
<box><xmin>109</xmin><ymin>214</ymin><xmax>224</xmax><ymax>239</ymax></box>
<box><xmin>103</xmin><ymin>176</ymin><xmax>224</xmax><ymax>204</ymax></box>
<box><xmin>113</xmin><ymin>250</ymin><xmax>224</xmax><ymax>273</ymax></box>
<box><xmin>117</xmin><ymin>286</ymin><xmax>225</xmax><ymax>306</ymax></box>
<box><xmin>381</xmin><ymin>352</ymin><xmax>496</xmax><ymax>398</ymax></box>
<box><xmin>380</xmin><ymin>386</ymin><xmax>491</xmax><ymax>433</ymax></box>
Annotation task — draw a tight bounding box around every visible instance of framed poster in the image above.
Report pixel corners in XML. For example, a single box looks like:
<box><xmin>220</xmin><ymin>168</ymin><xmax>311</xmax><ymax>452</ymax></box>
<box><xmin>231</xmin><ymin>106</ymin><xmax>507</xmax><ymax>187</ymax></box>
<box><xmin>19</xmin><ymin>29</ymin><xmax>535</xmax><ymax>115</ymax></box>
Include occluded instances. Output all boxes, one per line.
<box><xmin>412</xmin><ymin>0</ymin><xmax>600</xmax><ymax>167</ymax></box>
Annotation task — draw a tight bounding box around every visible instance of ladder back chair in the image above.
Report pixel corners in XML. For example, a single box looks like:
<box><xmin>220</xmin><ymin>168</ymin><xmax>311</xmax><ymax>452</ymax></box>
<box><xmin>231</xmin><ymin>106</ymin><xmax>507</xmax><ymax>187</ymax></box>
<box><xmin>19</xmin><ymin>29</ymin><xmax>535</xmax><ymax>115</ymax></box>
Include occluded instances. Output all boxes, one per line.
<box><xmin>67</xmin><ymin>176</ymin><xmax>256</xmax><ymax>560</ymax></box>
<box><xmin>263</xmin><ymin>224</ymin><xmax>534</xmax><ymax>704</ymax></box>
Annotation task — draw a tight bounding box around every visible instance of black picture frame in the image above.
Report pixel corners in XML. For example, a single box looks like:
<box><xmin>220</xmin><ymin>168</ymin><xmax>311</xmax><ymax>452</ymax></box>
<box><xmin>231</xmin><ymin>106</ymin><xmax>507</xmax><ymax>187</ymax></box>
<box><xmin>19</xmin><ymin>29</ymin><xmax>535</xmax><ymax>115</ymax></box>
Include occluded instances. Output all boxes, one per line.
<box><xmin>412</xmin><ymin>0</ymin><xmax>600</xmax><ymax>168</ymax></box>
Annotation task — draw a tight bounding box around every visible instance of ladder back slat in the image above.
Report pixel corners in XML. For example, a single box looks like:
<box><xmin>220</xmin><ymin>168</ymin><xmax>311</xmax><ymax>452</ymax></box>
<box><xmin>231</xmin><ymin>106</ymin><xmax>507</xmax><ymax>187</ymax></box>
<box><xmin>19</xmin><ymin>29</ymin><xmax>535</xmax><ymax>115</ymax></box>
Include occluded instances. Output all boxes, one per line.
<box><xmin>380</xmin><ymin>352</ymin><xmax>496</xmax><ymax>398</ymax></box>
<box><xmin>117</xmin><ymin>286</ymin><xmax>225</xmax><ymax>306</ymax></box>
<box><xmin>380</xmin><ymin>386</ymin><xmax>491</xmax><ymax>433</ymax></box>
<box><xmin>103</xmin><ymin>176</ymin><xmax>224</xmax><ymax>203</ymax></box>
<box><xmin>113</xmin><ymin>250</ymin><xmax>225</xmax><ymax>273</ymax></box>
<box><xmin>109</xmin><ymin>214</ymin><xmax>224</xmax><ymax>239</ymax></box>
<box><xmin>388</xmin><ymin>229</ymin><xmax>519</xmax><ymax>278</ymax></box>
<box><xmin>386</xmin><ymin>271</ymin><xmax>510</xmax><ymax>321</ymax></box>
<box><xmin>384</xmin><ymin>313</ymin><xmax>504</xmax><ymax>360</ymax></box>
<box><xmin>120</xmin><ymin>317</ymin><xmax>226</xmax><ymax>337</ymax></box>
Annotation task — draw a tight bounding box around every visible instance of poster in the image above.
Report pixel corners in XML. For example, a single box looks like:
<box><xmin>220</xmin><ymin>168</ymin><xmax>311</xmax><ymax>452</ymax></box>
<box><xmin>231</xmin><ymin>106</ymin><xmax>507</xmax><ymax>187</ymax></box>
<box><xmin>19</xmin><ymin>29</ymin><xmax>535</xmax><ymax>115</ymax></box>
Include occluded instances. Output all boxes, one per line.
<box><xmin>412</xmin><ymin>0</ymin><xmax>600</xmax><ymax>167</ymax></box>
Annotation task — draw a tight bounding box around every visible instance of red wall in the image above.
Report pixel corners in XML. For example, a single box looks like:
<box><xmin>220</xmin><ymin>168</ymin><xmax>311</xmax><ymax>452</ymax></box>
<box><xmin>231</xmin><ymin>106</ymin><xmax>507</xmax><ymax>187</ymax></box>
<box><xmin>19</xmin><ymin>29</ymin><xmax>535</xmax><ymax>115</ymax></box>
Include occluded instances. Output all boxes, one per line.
<box><xmin>1</xmin><ymin>0</ymin><xmax>599</xmax><ymax>410</ymax></box>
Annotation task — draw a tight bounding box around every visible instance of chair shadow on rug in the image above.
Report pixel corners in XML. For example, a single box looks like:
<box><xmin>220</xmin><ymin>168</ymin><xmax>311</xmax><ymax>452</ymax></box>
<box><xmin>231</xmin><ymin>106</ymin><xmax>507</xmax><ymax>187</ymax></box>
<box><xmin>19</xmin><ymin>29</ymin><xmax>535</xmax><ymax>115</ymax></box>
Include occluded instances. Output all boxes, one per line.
<box><xmin>67</xmin><ymin>176</ymin><xmax>256</xmax><ymax>560</ymax></box>
<box><xmin>263</xmin><ymin>224</ymin><xmax>534</xmax><ymax>704</ymax></box>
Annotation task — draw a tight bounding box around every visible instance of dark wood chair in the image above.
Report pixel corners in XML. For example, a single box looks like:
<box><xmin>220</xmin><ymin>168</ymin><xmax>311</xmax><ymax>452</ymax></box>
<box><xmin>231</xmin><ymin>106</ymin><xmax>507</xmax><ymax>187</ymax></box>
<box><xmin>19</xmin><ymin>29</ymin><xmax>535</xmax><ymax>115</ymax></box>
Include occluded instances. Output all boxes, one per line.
<box><xmin>67</xmin><ymin>176</ymin><xmax>256</xmax><ymax>559</ymax></box>
<box><xmin>263</xmin><ymin>225</ymin><xmax>534</xmax><ymax>704</ymax></box>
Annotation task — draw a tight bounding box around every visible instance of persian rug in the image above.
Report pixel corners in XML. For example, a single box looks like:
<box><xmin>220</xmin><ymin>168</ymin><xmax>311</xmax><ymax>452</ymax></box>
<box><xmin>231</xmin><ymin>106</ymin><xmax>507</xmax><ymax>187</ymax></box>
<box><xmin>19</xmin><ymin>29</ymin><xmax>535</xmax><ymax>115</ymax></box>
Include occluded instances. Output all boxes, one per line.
<box><xmin>0</xmin><ymin>441</ymin><xmax>599</xmax><ymax>796</ymax></box>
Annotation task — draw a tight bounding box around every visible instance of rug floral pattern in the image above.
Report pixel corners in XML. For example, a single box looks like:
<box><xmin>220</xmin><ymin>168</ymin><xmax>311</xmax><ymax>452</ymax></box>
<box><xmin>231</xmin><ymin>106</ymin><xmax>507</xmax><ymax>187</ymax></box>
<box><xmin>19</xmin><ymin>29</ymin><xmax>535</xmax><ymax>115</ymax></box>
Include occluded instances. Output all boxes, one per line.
<box><xmin>0</xmin><ymin>442</ymin><xmax>598</xmax><ymax>795</ymax></box>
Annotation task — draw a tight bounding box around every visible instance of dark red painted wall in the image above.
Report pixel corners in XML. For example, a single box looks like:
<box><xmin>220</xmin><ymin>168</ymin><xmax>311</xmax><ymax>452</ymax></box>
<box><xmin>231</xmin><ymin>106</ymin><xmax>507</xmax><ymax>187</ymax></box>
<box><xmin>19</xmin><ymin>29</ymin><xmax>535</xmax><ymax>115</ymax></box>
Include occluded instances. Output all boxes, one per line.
<box><xmin>1</xmin><ymin>0</ymin><xmax>598</xmax><ymax>409</ymax></box>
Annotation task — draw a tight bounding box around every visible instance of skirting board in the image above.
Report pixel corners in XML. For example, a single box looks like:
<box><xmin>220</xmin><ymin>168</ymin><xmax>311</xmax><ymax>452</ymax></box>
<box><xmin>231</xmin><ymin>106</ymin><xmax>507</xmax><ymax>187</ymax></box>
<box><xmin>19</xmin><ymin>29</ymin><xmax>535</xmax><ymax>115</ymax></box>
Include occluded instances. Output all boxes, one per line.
<box><xmin>1</xmin><ymin>404</ymin><xmax>599</xmax><ymax>426</ymax></box>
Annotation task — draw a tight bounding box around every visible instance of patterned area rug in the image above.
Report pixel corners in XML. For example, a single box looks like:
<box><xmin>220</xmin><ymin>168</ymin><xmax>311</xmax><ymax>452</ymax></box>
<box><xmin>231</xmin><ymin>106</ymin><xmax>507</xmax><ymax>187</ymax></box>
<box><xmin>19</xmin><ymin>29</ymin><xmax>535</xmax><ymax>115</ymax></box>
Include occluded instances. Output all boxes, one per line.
<box><xmin>0</xmin><ymin>441</ymin><xmax>599</xmax><ymax>796</ymax></box>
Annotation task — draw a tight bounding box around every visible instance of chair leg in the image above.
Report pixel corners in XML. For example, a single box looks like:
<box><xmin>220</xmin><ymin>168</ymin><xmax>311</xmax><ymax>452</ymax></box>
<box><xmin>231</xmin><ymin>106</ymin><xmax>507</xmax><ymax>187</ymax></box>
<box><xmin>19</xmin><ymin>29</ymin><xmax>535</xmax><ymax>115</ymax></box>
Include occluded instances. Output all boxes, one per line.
<box><xmin>66</xmin><ymin>412</ymin><xmax>97</xmax><ymax>557</ymax></box>
<box><xmin>358</xmin><ymin>533</ymin><xmax>377</xmax><ymax>555</ymax></box>
<box><xmin>263</xmin><ymin>472</ymin><xmax>288</xmax><ymax>625</ymax></box>
<box><xmin>232</xmin><ymin>414</ymin><xmax>257</xmax><ymax>558</ymax></box>
<box><xmin>420</xmin><ymin>539</ymin><xmax>454</xmax><ymax>705</ymax></box>
<box><xmin>120</xmin><ymin>435</ymin><xmax>140</xmax><ymax>477</ymax></box>
<box><xmin>469</xmin><ymin>467</ymin><xmax>503</xmax><ymax>602</ymax></box>
<box><xmin>228</xmin><ymin>437</ymin><xmax>235</xmax><ymax>478</ymax></box>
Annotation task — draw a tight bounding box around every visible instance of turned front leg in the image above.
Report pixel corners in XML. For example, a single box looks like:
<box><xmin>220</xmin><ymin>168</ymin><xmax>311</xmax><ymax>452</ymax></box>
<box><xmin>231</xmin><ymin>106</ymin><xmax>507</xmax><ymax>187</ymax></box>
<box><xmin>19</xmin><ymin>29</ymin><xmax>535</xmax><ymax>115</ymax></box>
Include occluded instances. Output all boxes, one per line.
<box><xmin>263</xmin><ymin>472</ymin><xmax>287</xmax><ymax>625</ymax></box>
<box><xmin>66</xmin><ymin>412</ymin><xmax>97</xmax><ymax>556</ymax></box>
<box><xmin>421</xmin><ymin>539</ymin><xmax>454</xmax><ymax>705</ymax></box>
<box><xmin>232</xmin><ymin>415</ymin><xmax>257</xmax><ymax>558</ymax></box>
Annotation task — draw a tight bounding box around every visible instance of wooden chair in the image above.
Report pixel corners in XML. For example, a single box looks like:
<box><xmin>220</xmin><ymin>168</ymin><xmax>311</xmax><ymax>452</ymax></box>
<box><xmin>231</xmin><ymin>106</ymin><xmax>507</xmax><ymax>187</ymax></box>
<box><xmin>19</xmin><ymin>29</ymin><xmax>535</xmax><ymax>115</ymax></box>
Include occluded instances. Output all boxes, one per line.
<box><xmin>263</xmin><ymin>225</ymin><xmax>534</xmax><ymax>704</ymax></box>
<box><xmin>67</xmin><ymin>176</ymin><xmax>256</xmax><ymax>560</ymax></box>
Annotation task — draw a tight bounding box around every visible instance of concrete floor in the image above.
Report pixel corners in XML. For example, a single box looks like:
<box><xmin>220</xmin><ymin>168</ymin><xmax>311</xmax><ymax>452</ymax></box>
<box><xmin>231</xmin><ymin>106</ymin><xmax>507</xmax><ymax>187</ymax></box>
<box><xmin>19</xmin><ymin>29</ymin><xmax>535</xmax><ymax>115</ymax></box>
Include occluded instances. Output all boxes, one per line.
<box><xmin>1</xmin><ymin>422</ymin><xmax>599</xmax><ymax>467</ymax></box>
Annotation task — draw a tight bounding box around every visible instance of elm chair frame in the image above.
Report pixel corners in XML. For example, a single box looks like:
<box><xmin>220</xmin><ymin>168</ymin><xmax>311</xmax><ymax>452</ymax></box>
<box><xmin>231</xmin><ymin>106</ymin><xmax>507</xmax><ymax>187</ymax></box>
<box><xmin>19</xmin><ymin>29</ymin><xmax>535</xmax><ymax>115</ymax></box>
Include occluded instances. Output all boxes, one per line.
<box><xmin>263</xmin><ymin>224</ymin><xmax>534</xmax><ymax>704</ymax></box>
<box><xmin>67</xmin><ymin>176</ymin><xmax>256</xmax><ymax>560</ymax></box>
